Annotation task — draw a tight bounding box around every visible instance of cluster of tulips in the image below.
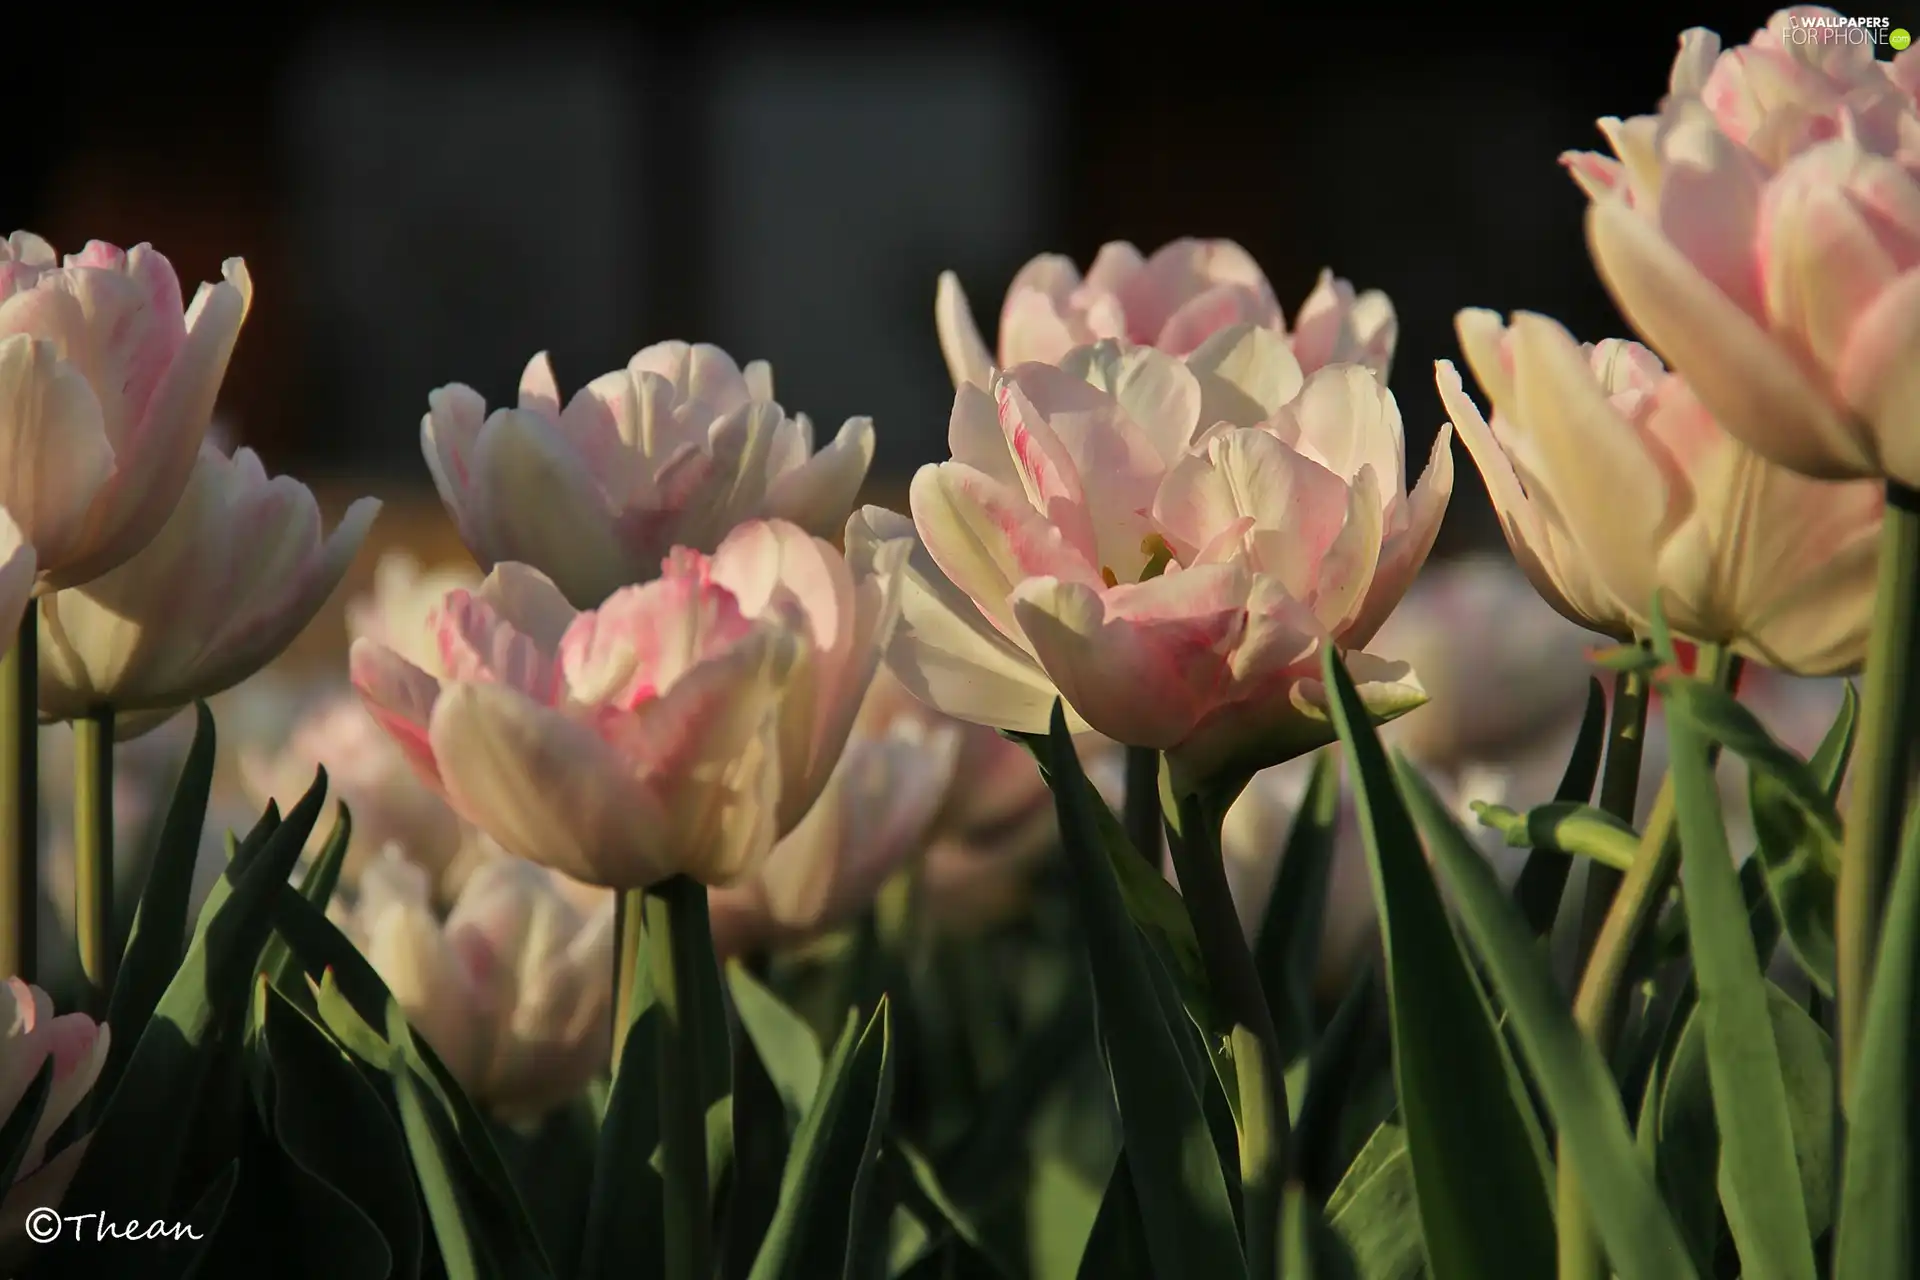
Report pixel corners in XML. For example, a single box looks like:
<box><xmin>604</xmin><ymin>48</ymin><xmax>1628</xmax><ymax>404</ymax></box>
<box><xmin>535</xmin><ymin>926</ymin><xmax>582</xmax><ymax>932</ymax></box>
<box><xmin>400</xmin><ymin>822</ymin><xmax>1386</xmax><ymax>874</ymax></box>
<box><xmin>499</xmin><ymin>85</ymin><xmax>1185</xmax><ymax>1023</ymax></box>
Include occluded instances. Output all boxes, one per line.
<box><xmin>0</xmin><ymin>7</ymin><xmax>1916</xmax><ymax>1277</ymax></box>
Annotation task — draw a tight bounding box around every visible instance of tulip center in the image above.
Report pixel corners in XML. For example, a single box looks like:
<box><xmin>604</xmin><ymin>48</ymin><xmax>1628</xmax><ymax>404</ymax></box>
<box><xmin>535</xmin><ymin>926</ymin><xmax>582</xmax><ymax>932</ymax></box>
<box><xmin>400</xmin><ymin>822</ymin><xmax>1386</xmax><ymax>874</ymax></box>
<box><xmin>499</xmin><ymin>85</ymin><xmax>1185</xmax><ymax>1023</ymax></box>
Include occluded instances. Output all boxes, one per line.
<box><xmin>1100</xmin><ymin>534</ymin><xmax>1177</xmax><ymax>588</ymax></box>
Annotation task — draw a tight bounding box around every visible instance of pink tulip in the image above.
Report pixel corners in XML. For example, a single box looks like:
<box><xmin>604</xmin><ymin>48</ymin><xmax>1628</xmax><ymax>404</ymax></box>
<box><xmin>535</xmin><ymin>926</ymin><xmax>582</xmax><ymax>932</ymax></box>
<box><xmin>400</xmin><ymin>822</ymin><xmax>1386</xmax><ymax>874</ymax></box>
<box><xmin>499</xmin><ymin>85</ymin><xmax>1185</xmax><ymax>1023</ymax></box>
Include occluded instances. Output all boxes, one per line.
<box><xmin>1439</xmin><ymin>310</ymin><xmax>1883</xmax><ymax>675</ymax></box>
<box><xmin>352</xmin><ymin>520</ymin><xmax>907</xmax><ymax>889</ymax></box>
<box><xmin>35</xmin><ymin>447</ymin><xmax>377</xmax><ymax>736</ymax></box>
<box><xmin>0</xmin><ymin>233</ymin><xmax>252</xmax><ymax>590</ymax></box>
<box><xmin>936</xmin><ymin>239</ymin><xmax>1396</xmax><ymax>392</ymax></box>
<box><xmin>710</xmin><ymin>714</ymin><xmax>960</xmax><ymax>956</ymax></box>
<box><xmin>423</xmin><ymin>342</ymin><xmax>875</xmax><ymax>609</ymax></box>
<box><xmin>337</xmin><ymin>851</ymin><xmax>613</xmax><ymax>1123</ymax></box>
<box><xmin>1563</xmin><ymin>9</ymin><xmax>1920</xmax><ymax>485</ymax></box>
<box><xmin>849</xmin><ymin>324</ymin><xmax>1449</xmax><ymax>790</ymax></box>
<box><xmin>0</xmin><ymin>979</ymin><xmax>109</xmax><ymax>1254</ymax></box>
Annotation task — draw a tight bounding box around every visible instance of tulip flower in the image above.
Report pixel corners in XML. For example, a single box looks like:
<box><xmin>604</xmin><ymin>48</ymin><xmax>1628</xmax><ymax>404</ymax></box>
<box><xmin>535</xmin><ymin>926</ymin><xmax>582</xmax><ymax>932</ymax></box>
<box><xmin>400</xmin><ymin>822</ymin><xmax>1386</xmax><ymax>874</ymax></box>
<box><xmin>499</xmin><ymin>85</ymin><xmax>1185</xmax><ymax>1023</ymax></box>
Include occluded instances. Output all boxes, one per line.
<box><xmin>35</xmin><ymin>446</ymin><xmax>380</xmax><ymax>737</ymax></box>
<box><xmin>850</xmin><ymin>324</ymin><xmax>1447</xmax><ymax>790</ymax></box>
<box><xmin>1562</xmin><ymin>11</ymin><xmax>1920</xmax><ymax>486</ymax></box>
<box><xmin>0</xmin><ymin>978</ymin><xmax>109</xmax><ymax>1259</ymax></box>
<box><xmin>935</xmin><ymin>237</ymin><xmax>1396</xmax><ymax>391</ymax></box>
<box><xmin>0</xmin><ymin>511</ymin><xmax>32</xmax><ymax>662</ymax></box>
<box><xmin>422</xmin><ymin>342</ymin><xmax>875</xmax><ymax>609</ymax></box>
<box><xmin>335</xmin><ymin>850</ymin><xmax>613</xmax><ymax>1123</ymax></box>
<box><xmin>0</xmin><ymin>234</ymin><xmax>253</xmax><ymax>590</ymax></box>
<box><xmin>1438</xmin><ymin>309</ymin><xmax>1882</xmax><ymax>675</ymax></box>
<box><xmin>352</xmin><ymin>519</ymin><xmax>907</xmax><ymax>890</ymax></box>
<box><xmin>710</xmin><ymin>714</ymin><xmax>960</xmax><ymax>956</ymax></box>
<box><xmin>1369</xmin><ymin>554</ymin><xmax>1600</xmax><ymax>766</ymax></box>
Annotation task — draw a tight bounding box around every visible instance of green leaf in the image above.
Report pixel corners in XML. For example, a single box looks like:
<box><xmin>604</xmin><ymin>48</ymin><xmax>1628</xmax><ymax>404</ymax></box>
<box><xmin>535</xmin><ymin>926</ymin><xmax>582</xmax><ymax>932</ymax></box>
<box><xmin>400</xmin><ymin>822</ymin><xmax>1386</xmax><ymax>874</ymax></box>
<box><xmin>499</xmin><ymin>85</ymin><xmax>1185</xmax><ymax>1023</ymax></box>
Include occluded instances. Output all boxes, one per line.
<box><xmin>261</xmin><ymin>983</ymin><xmax>421</xmax><ymax>1280</ymax></box>
<box><xmin>747</xmin><ymin>1000</ymin><xmax>897</xmax><ymax>1280</ymax></box>
<box><xmin>164</xmin><ymin>1161</ymin><xmax>243</xmax><ymax>1280</ymax></box>
<box><xmin>1074</xmin><ymin>1155</ymin><xmax>1154</xmax><ymax>1280</ymax></box>
<box><xmin>1253</xmin><ymin>747</ymin><xmax>1341</xmax><ymax>1060</ymax></box>
<box><xmin>1027</xmin><ymin>703</ymin><xmax>1246</xmax><ymax>1280</ymax></box>
<box><xmin>57</xmin><ymin>769</ymin><xmax>325</xmax><ymax>1241</ymax></box>
<box><xmin>388</xmin><ymin>1000</ymin><xmax>491</xmax><ymax>1280</ymax></box>
<box><xmin>1473</xmin><ymin>800</ymin><xmax>1639</xmax><ymax>872</ymax></box>
<box><xmin>1808</xmin><ymin>680</ymin><xmax>1859</xmax><ymax>801</ymax></box>
<box><xmin>1749</xmin><ymin>772</ymin><xmax>1837</xmax><ymax>996</ymax></box>
<box><xmin>1278</xmin><ymin>1182</ymin><xmax>1358</xmax><ymax>1280</ymax></box>
<box><xmin>100</xmin><ymin>701</ymin><xmax>218</xmax><ymax>1102</ymax></box>
<box><xmin>579</xmin><ymin>940</ymin><xmax>664</xmax><ymax>1280</ymax></box>
<box><xmin>1325</xmin><ymin>1122</ymin><xmax>1423</xmax><ymax>1280</ymax></box>
<box><xmin>727</xmin><ymin>961</ymin><xmax>825</xmax><ymax>1126</ymax></box>
<box><xmin>1590</xmin><ymin>643</ymin><xmax>1664</xmax><ymax>675</ymax></box>
<box><xmin>1664</xmin><ymin>691</ymin><xmax>1817</xmax><ymax>1280</ymax></box>
<box><xmin>1647</xmin><ymin>590</ymin><xmax>1680</xmax><ymax>666</ymax></box>
<box><xmin>1658</xmin><ymin>983</ymin><xmax>1835</xmax><ymax>1268</ymax></box>
<box><xmin>1831</xmin><ymin>803</ymin><xmax>1920</xmax><ymax>1274</ymax></box>
<box><xmin>1319</xmin><ymin>649</ymin><xmax>1556</xmax><ymax>1280</ymax></box>
<box><xmin>272</xmin><ymin>889</ymin><xmax>555</xmax><ymax>1278</ymax></box>
<box><xmin>1661</xmin><ymin>680</ymin><xmax>1841</xmax><ymax>866</ymax></box>
<box><xmin>1397</xmin><ymin>757</ymin><xmax>1699</xmax><ymax>1279</ymax></box>
<box><xmin>1291</xmin><ymin>970</ymin><xmax>1376</xmax><ymax>1198</ymax></box>
<box><xmin>1512</xmin><ymin>677</ymin><xmax>1609</xmax><ymax>935</ymax></box>
<box><xmin>257</xmin><ymin>804</ymin><xmax>354</xmax><ymax>1005</ymax></box>
<box><xmin>884</xmin><ymin>1139</ymin><xmax>1013</xmax><ymax>1277</ymax></box>
<box><xmin>0</xmin><ymin>1061</ymin><xmax>52</xmax><ymax>1190</ymax></box>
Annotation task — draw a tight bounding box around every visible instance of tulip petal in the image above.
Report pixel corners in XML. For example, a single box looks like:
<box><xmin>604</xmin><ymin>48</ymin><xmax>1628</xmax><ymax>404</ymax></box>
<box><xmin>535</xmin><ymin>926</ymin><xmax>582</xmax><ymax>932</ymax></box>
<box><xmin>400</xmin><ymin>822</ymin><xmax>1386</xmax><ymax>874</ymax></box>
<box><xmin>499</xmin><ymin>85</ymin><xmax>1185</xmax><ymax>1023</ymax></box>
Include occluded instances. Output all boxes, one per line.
<box><xmin>0</xmin><ymin>511</ymin><xmax>35</xmax><ymax>650</ymax></box>
<box><xmin>1586</xmin><ymin>197</ymin><xmax>1869</xmax><ymax>479</ymax></box>
<box><xmin>1185</xmin><ymin>322</ymin><xmax>1304</xmax><ymax>432</ymax></box>
<box><xmin>430</xmin><ymin>682</ymin><xmax>678</xmax><ymax>888</ymax></box>
<box><xmin>935</xmin><ymin>271</ymin><xmax>995</xmax><ymax>390</ymax></box>
<box><xmin>845</xmin><ymin>504</ymin><xmax>1079</xmax><ymax>736</ymax></box>
<box><xmin>1011</xmin><ymin>565</ymin><xmax>1248</xmax><ymax>748</ymax></box>
<box><xmin>946</xmin><ymin>382</ymin><xmax>1022</xmax><ymax>489</ymax></box>
<box><xmin>0</xmin><ymin>335</ymin><xmax>113</xmax><ymax>579</ymax></box>
<box><xmin>1345</xmin><ymin>426</ymin><xmax>1454</xmax><ymax>648</ymax></box>
<box><xmin>1057</xmin><ymin>342</ymin><xmax>1205</xmax><ymax>466</ymax></box>
<box><xmin>761</xmin><ymin>415</ymin><xmax>875</xmax><ymax>541</ymax></box>
<box><xmin>1836</xmin><ymin>266</ymin><xmax>1920</xmax><ymax>487</ymax></box>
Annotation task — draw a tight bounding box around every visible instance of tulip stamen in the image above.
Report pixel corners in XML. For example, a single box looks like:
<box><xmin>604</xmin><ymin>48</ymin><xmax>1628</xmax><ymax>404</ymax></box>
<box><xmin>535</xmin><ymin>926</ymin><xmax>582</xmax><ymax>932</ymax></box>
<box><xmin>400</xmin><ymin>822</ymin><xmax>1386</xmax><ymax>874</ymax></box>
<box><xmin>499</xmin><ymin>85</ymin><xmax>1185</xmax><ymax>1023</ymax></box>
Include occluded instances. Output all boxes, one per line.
<box><xmin>1138</xmin><ymin>534</ymin><xmax>1176</xmax><ymax>582</ymax></box>
<box><xmin>1101</xmin><ymin>566</ymin><xmax>1119</xmax><ymax>588</ymax></box>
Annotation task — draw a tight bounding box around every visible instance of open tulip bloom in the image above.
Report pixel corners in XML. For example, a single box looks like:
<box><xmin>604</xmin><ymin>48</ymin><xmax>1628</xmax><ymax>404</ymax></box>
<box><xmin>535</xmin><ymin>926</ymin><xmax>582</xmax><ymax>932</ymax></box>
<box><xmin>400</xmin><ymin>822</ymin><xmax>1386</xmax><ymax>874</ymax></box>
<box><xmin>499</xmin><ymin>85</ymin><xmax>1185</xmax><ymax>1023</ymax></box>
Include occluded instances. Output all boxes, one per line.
<box><xmin>852</xmin><ymin>323</ymin><xmax>1449</xmax><ymax>792</ymax></box>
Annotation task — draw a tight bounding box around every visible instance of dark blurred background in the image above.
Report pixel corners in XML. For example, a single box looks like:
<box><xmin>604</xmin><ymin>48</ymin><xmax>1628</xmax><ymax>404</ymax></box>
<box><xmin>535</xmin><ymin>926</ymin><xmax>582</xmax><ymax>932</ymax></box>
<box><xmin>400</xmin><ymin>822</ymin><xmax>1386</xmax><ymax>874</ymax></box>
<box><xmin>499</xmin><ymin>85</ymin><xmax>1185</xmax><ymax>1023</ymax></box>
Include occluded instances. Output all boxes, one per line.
<box><xmin>0</xmin><ymin>6</ymin><xmax>1780</xmax><ymax>568</ymax></box>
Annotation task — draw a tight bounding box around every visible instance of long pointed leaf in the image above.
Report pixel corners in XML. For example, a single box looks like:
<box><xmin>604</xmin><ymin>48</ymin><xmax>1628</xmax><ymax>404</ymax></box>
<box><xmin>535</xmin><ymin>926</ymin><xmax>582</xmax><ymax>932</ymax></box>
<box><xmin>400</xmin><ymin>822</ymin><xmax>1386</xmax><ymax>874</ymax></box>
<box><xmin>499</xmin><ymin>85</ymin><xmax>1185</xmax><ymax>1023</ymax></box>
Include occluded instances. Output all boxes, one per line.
<box><xmin>1029</xmin><ymin>703</ymin><xmax>1246</xmax><ymax>1280</ymax></box>
<box><xmin>1254</xmin><ymin>748</ymin><xmax>1341</xmax><ymax>1059</ymax></box>
<box><xmin>1665</xmin><ymin>692</ymin><xmax>1817</xmax><ymax>1280</ymax></box>
<box><xmin>1319</xmin><ymin>650</ymin><xmax>1555</xmax><ymax>1280</ymax></box>
<box><xmin>1831</xmin><ymin>801</ymin><xmax>1920</xmax><ymax>1273</ymax></box>
<box><xmin>580</xmin><ymin>932</ymin><xmax>664</xmax><ymax>1280</ymax></box>
<box><xmin>1513</xmin><ymin>677</ymin><xmax>1609</xmax><ymax>935</ymax></box>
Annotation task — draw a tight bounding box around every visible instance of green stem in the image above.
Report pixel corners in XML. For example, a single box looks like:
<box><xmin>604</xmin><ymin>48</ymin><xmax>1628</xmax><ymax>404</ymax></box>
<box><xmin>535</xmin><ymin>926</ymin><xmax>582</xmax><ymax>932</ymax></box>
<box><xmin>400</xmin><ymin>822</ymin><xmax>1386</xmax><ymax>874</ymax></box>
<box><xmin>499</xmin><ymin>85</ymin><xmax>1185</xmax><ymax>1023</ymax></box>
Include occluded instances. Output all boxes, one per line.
<box><xmin>1557</xmin><ymin>644</ymin><xmax>1733</xmax><ymax>1280</ymax></box>
<box><xmin>1575</xmin><ymin>664</ymin><xmax>1651</xmax><ymax>969</ymax></box>
<box><xmin>1837</xmin><ymin>480</ymin><xmax>1920</xmax><ymax>1106</ymax></box>
<box><xmin>74</xmin><ymin>706</ymin><xmax>114</xmax><ymax>1016</ymax></box>
<box><xmin>0</xmin><ymin>606</ymin><xmax>36</xmax><ymax>981</ymax></box>
<box><xmin>645</xmin><ymin>874</ymin><xmax>715</xmax><ymax>1280</ymax></box>
<box><xmin>1167</xmin><ymin>783</ymin><xmax>1286</xmax><ymax>1278</ymax></box>
<box><xmin>1123</xmin><ymin>745</ymin><xmax>1164</xmax><ymax>868</ymax></box>
<box><xmin>611</xmin><ymin>888</ymin><xmax>645</xmax><ymax>1070</ymax></box>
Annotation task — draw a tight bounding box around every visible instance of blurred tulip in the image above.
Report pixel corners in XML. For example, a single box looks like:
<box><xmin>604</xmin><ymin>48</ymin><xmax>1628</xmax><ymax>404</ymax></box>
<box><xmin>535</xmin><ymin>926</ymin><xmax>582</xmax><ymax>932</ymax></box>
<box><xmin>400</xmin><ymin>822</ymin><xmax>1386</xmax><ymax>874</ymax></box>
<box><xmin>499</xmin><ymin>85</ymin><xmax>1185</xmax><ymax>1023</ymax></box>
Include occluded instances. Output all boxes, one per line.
<box><xmin>0</xmin><ymin>234</ymin><xmax>253</xmax><ymax>590</ymax></box>
<box><xmin>1370</xmin><ymin>554</ymin><xmax>1600</xmax><ymax>766</ymax></box>
<box><xmin>240</xmin><ymin>693</ymin><xmax>467</xmax><ymax>891</ymax></box>
<box><xmin>0</xmin><ymin>509</ymin><xmax>33</xmax><ymax>655</ymax></box>
<box><xmin>853</xmin><ymin>324</ymin><xmax>1447</xmax><ymax>790</ymax></box>
<box><xmin>35</xmin><ymin>447</ymin><xmax>379</xmax><ymax>737</ymax></box>
<box><xmin>0</xmin><ymin>978</ymin><xmax>108</xmax><ymax>1258</ymax></box>
<box><xmin>336</xmin><ymin>850</ymin><xmax>613</xmax><ymax>1123</ymax></box>
<box><xmin>353</xmin><ymin>520</ymin><xmax>906</xmax><ymax>889</ymax></box>
<box><xmin>422</xmin><ymin>342</ymin><xmax>874</xmax><ymax>609</ymax></box>
<box><xmin>711</xmin><ymin>714</ymin><xmax>960</xmax><ymax>956</ymax></box>
<box><xmin>1562</xmin><ymin>11</ymin><xmax>1920</xmax><ymax>485</ymax></box>
<box><xmin>1440</xmin><ymin>310</ymin><xmax>1882</xmax><ymax>674</ymax></box>
<box><xmin>347</xmin><ymin>551</ymin><xmax>483</xmax><ymax>677</ymax></box>
<box><xmin>936</xmin><ymin>239</ymin><xmax>1396</xmax><ymax>389</ymax></box>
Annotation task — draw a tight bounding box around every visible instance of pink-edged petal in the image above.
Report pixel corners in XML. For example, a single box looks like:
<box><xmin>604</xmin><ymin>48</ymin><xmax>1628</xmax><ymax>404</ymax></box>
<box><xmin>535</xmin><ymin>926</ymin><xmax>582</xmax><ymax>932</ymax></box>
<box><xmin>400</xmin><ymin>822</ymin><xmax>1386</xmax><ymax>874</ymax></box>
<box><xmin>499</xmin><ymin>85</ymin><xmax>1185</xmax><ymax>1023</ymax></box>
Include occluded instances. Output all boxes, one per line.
<box><xmin>909</xmin><ymin>462</ymin><xmax>1101</xmax><ymax>643</ymax></box>
<box><xmin>1836</xmin><ymin>266</ymin><xmax>1920</xmax><ymax>487</ymax></box>
<box><xmin>946</xmin><ymin>382</ymin><xmax>1022</xmax><ymax>489</ymax></box>
<box><xmin>351</xmin><ymin>638</ymin><xmax>447</xmax><ymax>786</ymax></box>
<box><xmin>1010</xmin><ymin>565</ymin><xmax>1249</xmax><ymax>748</ymax></box>
<box><xmin>760</xmin><ymin>415</ymin><xmax>875</xmax><ymax>539</ymax></box>
<box><xmin>1344</xmin><ymin>427</ymin><xmax>1454</xmax><ymax>648</ymax></box>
